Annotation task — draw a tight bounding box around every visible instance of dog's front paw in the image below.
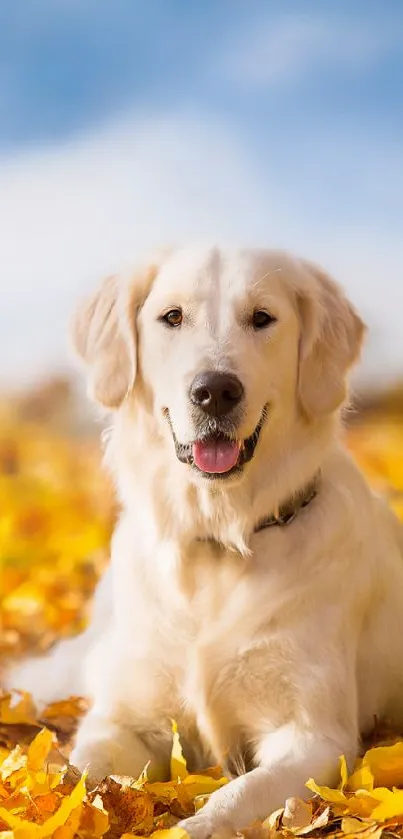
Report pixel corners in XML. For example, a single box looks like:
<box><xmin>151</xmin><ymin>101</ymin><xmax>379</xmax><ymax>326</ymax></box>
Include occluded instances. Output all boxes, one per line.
<box><xmin>178</xmin><ymin>815</ymin><xmax>213</xmax><ymax>839</ymax></box>
<box><xmin>70</xmin><ymin>741</ymin><xmax>114</xmax><ymax>786</ymax></box>
<box><xmin>178</xmin><ymin>814</ymin><xmax>235</xmax><ymax>839</ymax></box>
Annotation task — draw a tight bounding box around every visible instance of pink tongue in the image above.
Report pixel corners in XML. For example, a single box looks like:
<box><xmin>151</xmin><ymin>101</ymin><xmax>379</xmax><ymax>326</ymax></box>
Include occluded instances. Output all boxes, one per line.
<box><xmin>192</xmin><ymin>439</ymin><xmax>241</xmax><ymax>474</ymax></box>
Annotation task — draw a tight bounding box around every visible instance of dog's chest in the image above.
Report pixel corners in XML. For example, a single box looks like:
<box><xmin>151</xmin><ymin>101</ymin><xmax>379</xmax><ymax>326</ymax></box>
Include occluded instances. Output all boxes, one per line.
<box><xmin>176</xmin><ymin>539</ymin><xmax>249</xmax><ymax>624</ymax></box>
<box><xmin>164</xmin><ymin>543</ymin><xmax>257</xmax><ymax>692</ymax></box>
<box><xmin>134</xmin><ymin>534</ymin><xmax>303</xmax><ymax>767</ymax></box>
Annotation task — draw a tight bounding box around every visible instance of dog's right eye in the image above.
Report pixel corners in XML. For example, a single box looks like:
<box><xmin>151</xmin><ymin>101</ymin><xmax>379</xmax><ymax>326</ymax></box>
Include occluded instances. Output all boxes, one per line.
<box><xmin>161</xmin><ymin>308</ymin><xmax>183</xmax><ymax>328</ymax></box>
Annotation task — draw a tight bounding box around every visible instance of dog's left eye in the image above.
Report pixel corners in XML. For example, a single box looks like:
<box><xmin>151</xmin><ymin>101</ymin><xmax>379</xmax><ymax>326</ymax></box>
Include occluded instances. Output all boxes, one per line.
<box><xmin>161</xmin><ymin>309</ymin><xmax>183</xmax><ymax>328</ymax></box>
<box><xmin>252</xmin><ymin>310</ymin><xmax>277</xmax><ymax>330</ymax></box>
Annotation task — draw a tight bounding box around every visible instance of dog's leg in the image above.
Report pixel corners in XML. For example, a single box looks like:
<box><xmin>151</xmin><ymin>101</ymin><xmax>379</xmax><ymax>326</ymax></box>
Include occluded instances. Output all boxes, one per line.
<box><xmin>179</xmin><ymin>722</ymin><xmax>357</xmax><ymax>839</ymax></box>
<box><xmin>70</xmin><ymin>709</ymin><xmax>171</xmax><ymax>784</ymax></box>
<box><xmin>69</xmin><ymin>625</ymin><xmax>176</xmax><ymax>784</ymax></box>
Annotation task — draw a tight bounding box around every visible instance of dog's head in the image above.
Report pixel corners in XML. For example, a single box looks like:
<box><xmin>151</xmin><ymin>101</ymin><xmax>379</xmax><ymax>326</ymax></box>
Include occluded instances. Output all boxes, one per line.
<box><xmin>71</xmin><ymin>247</ymin><xmax>365</xmax><ymax>484</ymax></box>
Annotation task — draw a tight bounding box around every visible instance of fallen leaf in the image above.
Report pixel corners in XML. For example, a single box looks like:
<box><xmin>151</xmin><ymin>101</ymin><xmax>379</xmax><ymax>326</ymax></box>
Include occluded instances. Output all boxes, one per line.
<box><xmin>305</xmin><ymin>777</ymin><xmax>348</xmax><ymax>807</ymax></box>
<box><xmin>359</xmin><ymin>742</ymin><xmax>403</xmax><ymax>789</ymax></box>
<box><xmin>77</xmin><ymin>794</ymin><xmax>109</xmax><ymax>838</ymax></box>
<box><xmin>0</xmin><ymin>692</ymin><xmax>37</xmax><ymax>726</ymax></box>
<box><xmin>347</xmin><ymin>765</ymin><xmax>375</xmax><ymax>793</ymax></box>
<box><xmin>295</xmin><ymin>806</ymin><xmax>330</xmax><ymax>835</ymax></box>
<box><xmin>282</xmin><ymin>798</ymin><xmax>313</xmax><ymax>830</ymax></box>
<box><xmin>170</xmin><ymin>721</ymin><xmax>188</xmax><ymax>782</ymax></box>
<box><xmin>370</xmin><ymin>787</ymin><xmax>403</xmax><ymax>820</ymax></box>
<box><xmin>0</xmin><ymin>772</ymin><xmax>87</xmax><ymax>837</ymax></box>
<box><xmin>27</xmin><ymin>728</ymin><xmax>55</xmax><ymax>773</ymax></box>
<box><xmin>341</xmin><ymin>817</ymin><xmax>376</xmax><ymax>834</ymax></box>
<box><xmin>95</xmin><ymin>776</ymin><xmax>155</xmax><ymax>836</ymax></box>
<box><xmin>123</xmin><ymin>831</ymin><xmax>189</xmax><ymax>839</ymax></box>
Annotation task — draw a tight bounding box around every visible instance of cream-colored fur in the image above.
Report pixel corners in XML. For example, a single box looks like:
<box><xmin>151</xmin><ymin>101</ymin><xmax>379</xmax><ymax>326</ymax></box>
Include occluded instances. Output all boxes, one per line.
<box><xmin>7</xmin><ymin>248</ymin><xmax>403</xmax><ymax>839</ymax></box>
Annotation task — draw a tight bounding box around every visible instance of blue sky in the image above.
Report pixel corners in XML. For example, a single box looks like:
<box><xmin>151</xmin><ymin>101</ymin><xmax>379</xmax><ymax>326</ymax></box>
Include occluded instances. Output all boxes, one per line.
<box><xmin>1</xmin><ymin>1</ymin><xmax>403</xmax><ymax>386</ymax></box>
<box><xmin>1</xmin><ymin>0</ymin><xmax>402</xmax><ymax>152</ymax></box>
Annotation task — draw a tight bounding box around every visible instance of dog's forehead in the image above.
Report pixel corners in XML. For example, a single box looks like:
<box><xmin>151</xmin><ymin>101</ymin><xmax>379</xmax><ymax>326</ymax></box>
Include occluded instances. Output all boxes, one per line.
<box><xmin>150</xmin><ymin>247</ymin><xmax>293</xmax><ymax>301</ymax></box>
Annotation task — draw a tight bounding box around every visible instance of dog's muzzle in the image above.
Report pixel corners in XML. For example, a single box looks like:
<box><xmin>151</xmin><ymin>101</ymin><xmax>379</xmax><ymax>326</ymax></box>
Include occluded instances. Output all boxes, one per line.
<box><xmin>165</xmin><ymin>406</ymin><xmax>268</xmax><ymax>480</ymax></box>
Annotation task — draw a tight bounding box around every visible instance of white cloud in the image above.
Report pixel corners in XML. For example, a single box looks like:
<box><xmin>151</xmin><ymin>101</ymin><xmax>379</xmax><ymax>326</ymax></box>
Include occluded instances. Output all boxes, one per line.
<box><xmin>0</xmin><ymin>108</ymin><xmax>402</xmax><ymax>390</ymax></box>
<box><xmin>219</xmin><ymin>12</ymin><xmax>403</xmax><ymax>87</ymax></box>
<box><xmin>0</xmin><ymin>112</ymin><xmax>275</xmax><ymax>387</ymax></box>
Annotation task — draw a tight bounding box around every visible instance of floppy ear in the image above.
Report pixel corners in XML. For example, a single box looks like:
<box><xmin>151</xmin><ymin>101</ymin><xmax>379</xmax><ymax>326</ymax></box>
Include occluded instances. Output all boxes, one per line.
<box><xmin>71</xmin><ymin>253</ymin><xmax>170</xmax><ymax>408</ymax></box>
<box><xmin>297</xmin><ymin>260</ymin><xmax>366</xmax><ymax>417</ymax></box>
<box><xmin>71</xmin><ymin>274</ymin><xmax>136</xmax><ymax>408</ymax></box>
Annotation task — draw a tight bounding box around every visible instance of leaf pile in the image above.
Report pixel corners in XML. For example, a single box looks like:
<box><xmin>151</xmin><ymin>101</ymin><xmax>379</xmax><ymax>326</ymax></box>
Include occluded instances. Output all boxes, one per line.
<box><xmin>0</xmin><ymin>388</ymin><xmax>403</xmax><ymax>837</ymax></box>
<box><xmin>0</xmin><ymin>700</ymin><xmax>227</xmax><ymax>839</ymax></box>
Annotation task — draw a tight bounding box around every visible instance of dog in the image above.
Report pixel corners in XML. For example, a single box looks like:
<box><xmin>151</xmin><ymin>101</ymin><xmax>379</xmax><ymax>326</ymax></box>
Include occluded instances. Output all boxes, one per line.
<box><xmin>7</xmin><ymin>247</ymin><xmax>403</xmax><ymax>839</ymax></box>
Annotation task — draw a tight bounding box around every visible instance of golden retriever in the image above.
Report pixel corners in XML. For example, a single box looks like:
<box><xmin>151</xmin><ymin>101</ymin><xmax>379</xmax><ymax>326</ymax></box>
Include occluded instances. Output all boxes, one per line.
<box><xmin>7</xmin><ymin>247</ymin><xmax>403</xmax><ymax>839</ymax></box>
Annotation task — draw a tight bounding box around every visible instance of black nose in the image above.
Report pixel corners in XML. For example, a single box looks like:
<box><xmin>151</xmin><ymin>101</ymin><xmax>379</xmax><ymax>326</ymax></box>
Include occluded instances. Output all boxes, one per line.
<box><xmin>190</xmin><ymin>371</ymin><xmax>244</xmax><ymax>417</ymax></box>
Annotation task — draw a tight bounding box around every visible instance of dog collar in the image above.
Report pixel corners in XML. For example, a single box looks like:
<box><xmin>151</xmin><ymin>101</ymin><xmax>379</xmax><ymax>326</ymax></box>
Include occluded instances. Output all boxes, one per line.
<box><xmin>253</xmin><ymin>473</ymin><xmax>319</xmax><ymax>532</ymax></box>
<box><xmin>195</xmin><ymin>473</ymin><xmax>319</xmax><ymax>547</ymax></box>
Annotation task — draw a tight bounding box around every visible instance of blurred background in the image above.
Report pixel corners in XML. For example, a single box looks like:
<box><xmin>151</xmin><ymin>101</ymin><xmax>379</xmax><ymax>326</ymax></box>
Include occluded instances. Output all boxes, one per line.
<box><xmin>0</xmin><ymin>1</ymin><xmax>403</xmax><ymax>665</ymax></box>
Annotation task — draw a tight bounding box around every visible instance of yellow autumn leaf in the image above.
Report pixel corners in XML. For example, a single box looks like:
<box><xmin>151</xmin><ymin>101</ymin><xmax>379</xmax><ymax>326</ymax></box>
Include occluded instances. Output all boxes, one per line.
<box><xmin>347</xmin><ymin>796</ymin><xmax>384</xmax><ymax>820</ymax></box>
<box><xmin>40</xmin><ymin>697</ymin><xmax>88</xmax><ymax>733</ymax></box>
<box><xmin>0</xmin><ymin>749</ymin><xmax>9</xmax><ymax>765</ymax></box>
<box><xmin>182</xmin><ymin>773</ymin><xmax>228</xmax><ymax>798</ymax></box>
<box><xmin>0</xmin><ymin>745</ymin><xmax>27</xmax><ymax>783</ymax></box>
<box><xmin>347</xmin><ymin>765</ymin><xmax>375</xmax><ymax>793</ymax></box>
<box><xmin>358</xmin><ymin>742</ymin><xmax>403</xmax><ymax>789</ymax></box>
<box><xmin>151</xmin><ymin>831</ymin><xmax>190</xmax><ymax>839</ymax></box>
<box><xmin>27</xmin><ymin>728</ymin><xmax>55</xmax><ymax>773</ymax></box>
<box><xmin>341</xmin><ymin>816</ymin><xmax>375</xmax><ymax>834</ymax></box>
<box><xmin>343</xmin><ymin>829</ymin><xmax>383</xmax><ymax>839</ymax></box>
<box><xmin>0</xmin><ymin>772</ymin><xmax>87</xmax><ymax>838</ymax></box>
<box><xmin>306</xmin><ymin>776</ymin><xmax>379</xmax><ymax>819</ymax></box>
<box><xmin>51</xmin><ymin>804</ymin><xmax>83</xmax><ymax>839</ymax></box>
<box><xmin>126</xmin><ymin>831</ymin><xmax>190</xmax><ymax>839</ymax></box>
<box><xmin>339</xmin><ymin>755</ymin><xmax>349</xmax><ymax>790</ymax></box>
<box><xmin>76</xmin><ymin>794</ymin><xmax>109</xmax><ymax>838</ymax></box>
<box><xmin>294</xmin><ymin>806</ymin><xmax>330</xmax><ymax>835</ymax></box>
<box><xmin>170</xmin><ymin>721</ymin><xmax>188</xmax><ymax>781</ymax></box>
<box><xmin>0</xmin><ymin>691</ymin><xmax>37</xmax><ymax>725</ymax></box>
<box><xmin>369</xmin><ymin>786</ymin><xmax>403</xmax><ymax>820</ymax></box>
<box><xmin>143</xmin><ymin>781</ymin><xmax>178</xmax><ymax>804</ymax></box>
<box><xmin>305</xmin><ymin>778</ymin><xmax>348</xmax><ymax>806</ymax></box>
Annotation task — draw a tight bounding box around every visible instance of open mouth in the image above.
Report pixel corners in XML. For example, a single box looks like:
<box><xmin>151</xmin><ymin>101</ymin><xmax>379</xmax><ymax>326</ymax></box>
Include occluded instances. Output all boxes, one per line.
<box><xmin>166</xmin><ymin>407</ymin><xmax>268</xmax><ymax>479</ymax></box>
